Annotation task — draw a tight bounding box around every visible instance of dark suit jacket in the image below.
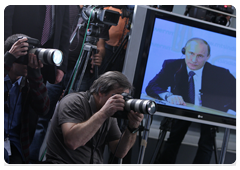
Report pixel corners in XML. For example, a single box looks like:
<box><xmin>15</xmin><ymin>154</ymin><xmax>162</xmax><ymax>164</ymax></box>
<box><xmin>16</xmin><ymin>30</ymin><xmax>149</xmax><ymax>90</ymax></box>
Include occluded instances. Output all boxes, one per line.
<box><xmin>146</xmin><ymin>59</ymin><xmax>236</xmax><ymax>112</ymax></box>
<box><xmin>4</xmin><ymin>5</ymin><xmax>70</xmax><ymax>83</ymax></box>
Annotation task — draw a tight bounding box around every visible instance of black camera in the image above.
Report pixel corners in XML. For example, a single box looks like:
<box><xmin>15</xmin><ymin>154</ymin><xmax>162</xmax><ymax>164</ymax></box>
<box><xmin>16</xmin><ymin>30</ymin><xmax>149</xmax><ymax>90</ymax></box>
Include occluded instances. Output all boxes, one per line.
<box><xmin>15</xmin><ymin>36</ymin><xmax>63</xmax><ymax>66</ymax></box>
<box><xmin>112</xmin><ymin>93</ymin><xmax>157</xmax><ymax>119</ymax></box>
<box><xmin>81</xmin><ymin>5</ymin><xmax>120</xmax><ymax>26</ymax></box>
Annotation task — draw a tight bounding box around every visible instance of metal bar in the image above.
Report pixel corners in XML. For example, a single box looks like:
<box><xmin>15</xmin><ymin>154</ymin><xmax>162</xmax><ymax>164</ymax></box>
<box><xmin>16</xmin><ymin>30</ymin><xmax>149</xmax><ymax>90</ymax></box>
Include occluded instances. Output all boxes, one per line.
<box><xmin>137</xmin><ymin>115</ymin><xmax>152</xmax><ymax>164</ymax></box>
<box><xmin>218</xmin><ymin>128</ymin><xmax>230</xmax><ymax>164</ymax></box>
<box><xmin>191</xmin><ymin>5</ymin><xmax>236</xmax><ymax>18</ymax></box>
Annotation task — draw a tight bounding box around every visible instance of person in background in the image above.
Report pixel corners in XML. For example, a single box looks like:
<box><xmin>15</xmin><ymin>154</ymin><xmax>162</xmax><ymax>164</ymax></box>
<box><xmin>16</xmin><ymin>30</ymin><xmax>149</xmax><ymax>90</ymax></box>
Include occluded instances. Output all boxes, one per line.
<box><xmin>100</xmin><ymin>5</ymin><xmax>132</xmax><ymax>74</ymax></box>
<box><xmin>4</xmin><ymin>34</ymin><xmax>50</xmax><ymax>164</ymax></box>
<box><xmin>28</xmin><ymin>5</ymin><xmax>109</xmax><ymax>163</ymax></box>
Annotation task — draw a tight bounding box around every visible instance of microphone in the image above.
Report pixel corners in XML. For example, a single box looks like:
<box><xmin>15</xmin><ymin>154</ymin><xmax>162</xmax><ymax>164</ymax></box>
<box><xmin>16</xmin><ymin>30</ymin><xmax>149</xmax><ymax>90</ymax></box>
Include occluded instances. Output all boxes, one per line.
<box><xmin>199</xmin><ymin>89</ymin><xmax>203</xmax><ymax>106</ymax></box>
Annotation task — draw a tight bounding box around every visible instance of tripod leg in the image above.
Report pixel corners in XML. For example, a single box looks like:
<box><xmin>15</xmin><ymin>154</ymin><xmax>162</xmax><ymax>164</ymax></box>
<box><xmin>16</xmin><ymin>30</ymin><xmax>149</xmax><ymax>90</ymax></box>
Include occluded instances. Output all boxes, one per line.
<box><xmin>150</xmin><ymin>118</ymin><xmax>172</xmax><ymax>164</ymax></box>
<box><xmin>211</xmin><ymin>127</ymin><xmax>219</xmax><ymax>163</ymax></box>
<box><xmin>150</xmin><ymin>130</ymin><xmax>167</xmax><ymax>163</ymax></box>
<box><xmin>218</xmin><ymin>128</ymin><xmax>230</xmax><ymax>164</ymax></box>
<box><xmin>76</xmin><ymin>50</ymin><xmax>91</xmax><ymax>92</ymax></box>
<box><xmin>64</xmin><ymin>52</ymin><xmax>85</xmax><ymax>95</ymax></box>
<box><xmin>92</xmin><ymin>48</ymin><xmax>99</xmax><ymax>79</ymax></box>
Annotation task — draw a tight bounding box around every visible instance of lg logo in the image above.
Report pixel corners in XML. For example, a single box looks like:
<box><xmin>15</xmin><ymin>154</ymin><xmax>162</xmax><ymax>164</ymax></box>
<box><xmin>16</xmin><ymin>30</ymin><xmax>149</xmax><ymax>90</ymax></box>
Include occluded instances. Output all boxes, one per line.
<box><xmin>198</xmin><ymin>115</ymin><xmax>203</xmax><ymax>119</ymax></box>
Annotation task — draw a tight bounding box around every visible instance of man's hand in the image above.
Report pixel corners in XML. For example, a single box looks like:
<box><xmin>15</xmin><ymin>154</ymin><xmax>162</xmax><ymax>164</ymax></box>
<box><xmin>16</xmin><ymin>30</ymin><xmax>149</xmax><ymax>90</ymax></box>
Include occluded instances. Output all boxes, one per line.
<box><xmin>167</xmin><ymin>95</ymin><xmax>186</xmax><ymax>106</ymax></box>
<box><xmin>99</xmin><ymin>94</ymin><xmax>125</xmax><ymax>118</ymax></box>
<box><xmin>127</xmin><ymin>111</ymin><xmax>144</xmax><ymax>129</ymax></box>
<box><xmin>9</xmin><ymin>37</ymin><xmax>29</xmax><ymax>58</ymax></box>
<box><xmin>90</xmin><ymin>49</ymin><xmax>103</xmax><ymax>74</ymax></box>
<box><xmin>28</xmin><ymin>53</ymin><xmax>43</xmax><ymax>69</ymax></box>
<box><xmin>55</xmin><ymin>69</ymin><xmax>64</xmax><ymax>84</ymax></box>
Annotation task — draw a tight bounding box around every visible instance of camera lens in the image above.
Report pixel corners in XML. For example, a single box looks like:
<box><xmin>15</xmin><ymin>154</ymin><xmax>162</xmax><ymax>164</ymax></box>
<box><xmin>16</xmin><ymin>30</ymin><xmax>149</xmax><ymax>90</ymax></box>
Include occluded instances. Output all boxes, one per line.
<box><xmin>52</xmin><ymin>50</ymin><xmax>63</xmax><ymax>66</ymax></box>
<box><xmin>125</xmin><ymin>99</ymin><xmax>157</xmax><ymax>115</ymax></box>
<box><xmin>215</xmin><ymin>16</ymin><xmax>227</xmax><ymax>25</ymax></box>
<box><xmin>147</xmin><ymin>101</ymin><xmax>157</xmax><ymax>115</ymax></box>
<box><xmin>30</xmin><ymin>48</ymin><xmax>63</xmax><ymax>66</ymax></box>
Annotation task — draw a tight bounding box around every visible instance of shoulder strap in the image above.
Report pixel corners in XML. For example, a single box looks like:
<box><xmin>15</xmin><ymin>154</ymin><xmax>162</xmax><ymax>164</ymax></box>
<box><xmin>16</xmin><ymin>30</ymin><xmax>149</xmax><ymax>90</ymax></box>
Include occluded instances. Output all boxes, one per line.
<box><xmin>69</xmin><ymin>16</ymin><xmax>84</xmax><ymax>43</ymax></box>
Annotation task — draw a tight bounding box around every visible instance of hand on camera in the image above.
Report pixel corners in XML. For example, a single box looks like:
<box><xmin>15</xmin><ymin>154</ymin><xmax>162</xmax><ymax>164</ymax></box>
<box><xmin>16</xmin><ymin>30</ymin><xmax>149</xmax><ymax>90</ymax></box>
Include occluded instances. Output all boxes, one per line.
<box><xmin>55</xmin><ymin>69</ymin><xmax>64</xmax><ymax>84</ymax></box>
<box><xmin>167</xmin><ymin>95</ymin><xmax>186</xmax><ymax>106</ymax></box>
<box><xmin>28</xmin><ymin>53</ymin><xmax>43</xmax><ymax>69</ymax></box>
<box><xmin>9</xmin><ymin>37</ymin><xmax>29</xmax><ymax>59</ymax></box>
<box><xmin>100</xmin><ymin>94</ymin><xmax>125</xmax><ymax>118</ymax></box>
<box><xmin>127</xmin><ymin>111</ymin><xmax>144</xmax><ymax>129</ymax></box>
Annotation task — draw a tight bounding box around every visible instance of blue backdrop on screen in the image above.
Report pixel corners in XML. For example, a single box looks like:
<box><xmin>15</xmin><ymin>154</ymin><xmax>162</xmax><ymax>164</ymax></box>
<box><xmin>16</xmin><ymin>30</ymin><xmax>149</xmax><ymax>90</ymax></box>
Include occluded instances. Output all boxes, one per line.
<box><xmin>141</xmin><ymin>18</ymin><xmax>236</xmax><ymax>95</ymax></box>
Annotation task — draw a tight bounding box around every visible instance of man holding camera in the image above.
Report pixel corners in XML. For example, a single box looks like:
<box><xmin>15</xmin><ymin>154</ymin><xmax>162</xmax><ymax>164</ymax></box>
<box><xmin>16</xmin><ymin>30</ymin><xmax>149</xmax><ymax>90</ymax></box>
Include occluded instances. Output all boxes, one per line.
<box><xmin>45</xmin><ymin>71</ymin><xmax>144</xmax><ymax>164</ymax></box>
<box><xmin>4</xmin><ymin>34</ymin><xmax>50</xmax><ymax>164</ymax></box>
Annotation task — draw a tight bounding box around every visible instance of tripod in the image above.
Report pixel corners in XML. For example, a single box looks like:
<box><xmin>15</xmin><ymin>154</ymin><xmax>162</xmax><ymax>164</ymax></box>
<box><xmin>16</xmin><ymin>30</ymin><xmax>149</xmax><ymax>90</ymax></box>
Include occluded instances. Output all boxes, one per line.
<box><xmin>64</xmin><ymin>24</ymin><xmax>99</xmax><ymax>96</ymax></box>
<box><xmin>150</xmin><ymin>117</ymin><xmax>172</xmax><ymax>163</ymax></box>
<box><xmin>150</xmin><ymin>118</ymin><xmax>219</xmax><ymax>164</ymax></box>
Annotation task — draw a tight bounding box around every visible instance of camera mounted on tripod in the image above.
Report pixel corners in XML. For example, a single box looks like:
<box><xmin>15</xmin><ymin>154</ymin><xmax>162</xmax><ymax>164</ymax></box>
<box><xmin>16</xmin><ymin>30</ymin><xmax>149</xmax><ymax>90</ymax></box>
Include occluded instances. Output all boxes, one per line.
<box><xmin>81</xmin><ymin>5</ymin><xmax>120</xmax><ymax>26</ymax></box>
<box><xmin>15</xmin><ymin>36</ymin><xmax>63</xmax><ymax>66</ymax></box>
<box><xmin>81</xmin><ymin>5</ymin><xmax>120</xmax><ymax>44</ymax></box>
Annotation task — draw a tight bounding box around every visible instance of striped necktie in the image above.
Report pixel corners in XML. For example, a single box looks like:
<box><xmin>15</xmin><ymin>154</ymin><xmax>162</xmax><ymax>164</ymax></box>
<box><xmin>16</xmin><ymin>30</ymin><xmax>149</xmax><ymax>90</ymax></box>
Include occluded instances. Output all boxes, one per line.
<box><xmin>188</xmin><ymin>71</ymin><xmax>195</xmax><ymax>104</ymax></box>
<box><xmin>41</xmin><ymin>5</ymin><xmax>52</xmax><ymax>45</ymax></box>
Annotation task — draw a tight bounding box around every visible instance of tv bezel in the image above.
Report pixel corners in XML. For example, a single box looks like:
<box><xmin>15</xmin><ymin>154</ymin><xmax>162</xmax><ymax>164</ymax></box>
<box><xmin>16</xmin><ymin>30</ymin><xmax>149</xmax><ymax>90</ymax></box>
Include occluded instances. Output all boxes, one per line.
<box><xmin>123</xmin><ymin>5</ymin><xmax>236</xmax><ymax>129</ymax></box>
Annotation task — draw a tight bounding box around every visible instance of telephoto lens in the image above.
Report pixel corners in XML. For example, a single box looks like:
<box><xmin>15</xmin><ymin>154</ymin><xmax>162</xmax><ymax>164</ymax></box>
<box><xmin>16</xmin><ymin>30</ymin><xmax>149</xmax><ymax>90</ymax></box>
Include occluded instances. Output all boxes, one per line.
<box><xmin>112</xmin><ymin>93</ymin><xmax>157</xmax><ymax>119</ymax></box>
<box><xmin>122</xmin><ymin>93</ymin><xmax>157</xmax><ymax>115</ymax></box>
<box><xmin>29</xmin><ymin>48</ymin><xmax>63</xmax><ymax>66</ymax></box>
<box><xmin>124</xmin><ymin>99</ymin><xmax>157</xmax><ymax>115</ymax></box>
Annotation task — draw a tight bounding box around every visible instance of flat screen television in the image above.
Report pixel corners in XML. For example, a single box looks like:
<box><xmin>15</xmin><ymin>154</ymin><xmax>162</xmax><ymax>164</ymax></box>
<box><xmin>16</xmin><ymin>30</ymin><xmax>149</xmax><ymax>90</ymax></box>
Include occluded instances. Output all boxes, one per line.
<box><xmin>123</xmin><ymin>5</ymin><xmax>236</xmax><ymax>129</ymax></box>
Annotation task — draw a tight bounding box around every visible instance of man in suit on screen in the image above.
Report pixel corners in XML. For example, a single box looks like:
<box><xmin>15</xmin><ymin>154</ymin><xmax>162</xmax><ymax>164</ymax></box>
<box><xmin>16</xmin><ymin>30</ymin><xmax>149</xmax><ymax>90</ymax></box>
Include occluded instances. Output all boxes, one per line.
<box><xmin>146</xmin><ymin>38</ymin><xmax>236</xmax><ymax>164</ymax></box>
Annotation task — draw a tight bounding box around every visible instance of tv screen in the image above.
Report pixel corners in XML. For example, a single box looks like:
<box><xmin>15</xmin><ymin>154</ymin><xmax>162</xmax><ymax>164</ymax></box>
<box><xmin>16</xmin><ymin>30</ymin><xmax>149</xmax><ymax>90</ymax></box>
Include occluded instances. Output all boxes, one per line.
<box><xmin>123</xmin><ymin>6</ymin><xmax>236</xmax><ymax>129</ymax></box>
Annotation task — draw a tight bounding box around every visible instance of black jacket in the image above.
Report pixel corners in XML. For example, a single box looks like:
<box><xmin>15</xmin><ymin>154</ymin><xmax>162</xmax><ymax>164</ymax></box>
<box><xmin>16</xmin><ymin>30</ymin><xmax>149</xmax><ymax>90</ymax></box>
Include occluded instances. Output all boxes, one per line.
<box><xmin>146</xmin><ymin>59</ymin><xmax>236</xmax><ymax>112</ymax></box>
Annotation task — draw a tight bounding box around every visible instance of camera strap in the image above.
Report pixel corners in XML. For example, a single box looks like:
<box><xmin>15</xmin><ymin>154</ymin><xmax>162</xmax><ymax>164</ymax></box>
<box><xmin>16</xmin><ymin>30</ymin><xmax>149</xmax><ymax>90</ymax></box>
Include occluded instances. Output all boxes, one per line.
<box><xmin>69</xmin><ymin>16</ymin><xmax>84</xmax><ymax>44</ymax></box>
<box><xmin>89</xmin><ymin>118</ymin><xmax>109</xmax><ymax>164</ymax></box>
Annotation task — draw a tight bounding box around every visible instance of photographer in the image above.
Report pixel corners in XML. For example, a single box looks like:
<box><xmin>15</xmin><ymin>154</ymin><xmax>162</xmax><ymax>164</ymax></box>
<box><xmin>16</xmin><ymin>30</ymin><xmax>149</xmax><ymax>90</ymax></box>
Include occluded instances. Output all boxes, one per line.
<box><xmin>4</xmin><ymin>5</ymin><xmax>70</xmax><ymax>84</ymax></box>
<box><xmin>28</xmin><ymin>5</ymin><xmax>110</xmax><ymax>163</ymax></box>
<box><xmin>4</xmin><ymin>34</ymin><xmax>50</xmax><ymax>164</ymax></box>
<box><xmin>45</xmin><ymin>71</ymin><xmax>144</xmax><ymax>164</ymax></box>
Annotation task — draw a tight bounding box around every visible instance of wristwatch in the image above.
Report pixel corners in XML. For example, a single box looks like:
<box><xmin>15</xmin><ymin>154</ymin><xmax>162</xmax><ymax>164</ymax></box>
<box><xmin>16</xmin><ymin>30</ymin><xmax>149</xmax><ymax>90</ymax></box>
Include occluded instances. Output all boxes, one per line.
<box><xmin>127</xmin><ymin>125</ymin><xmax>140</xmax><ymax>134</ymax></box>
<box><xmin>165</xmin><ymin>92</ymin><xmax>173</xmax><ymax>101</ymax></box>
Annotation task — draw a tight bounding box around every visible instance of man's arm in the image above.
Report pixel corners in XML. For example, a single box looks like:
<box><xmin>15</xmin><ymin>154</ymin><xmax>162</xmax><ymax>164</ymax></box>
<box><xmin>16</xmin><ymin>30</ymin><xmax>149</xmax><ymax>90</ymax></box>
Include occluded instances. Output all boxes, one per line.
<box><xmin>27</xmin><ymin>53</ymin><xmax>50</xmax><ymax>116</ymax></box>
<box><xmin>108</xmin><ymin>111</ymin><xmax>144</xmax><ymax>158</ymax></box>
<box><xmin>145</xmin><ymin>60</ymin><xmax>172</xmax><ymax>99</ymax></box>
<box><xmin>61</xmin><ymin>110</ymin><xmax>108</xmax><ymax>150</ymax></box>
<box><xmin>61</xmin><ymin>94</ymin><xmax>125</xmax><ymax>150</ymax></box>
<box><xmin>4</xmin><ymin>37</ymin><xmax>28</xmax><ymax>76</ymax></box>
<box><xmin>146</xmin><ymin>59</ymin><xmax>187</xmax><ymax>105</ymax></box>
<box><xmin>90</xmin><ymin>38</ymin><xmax>106</xmax><ymax>73</ymax></box>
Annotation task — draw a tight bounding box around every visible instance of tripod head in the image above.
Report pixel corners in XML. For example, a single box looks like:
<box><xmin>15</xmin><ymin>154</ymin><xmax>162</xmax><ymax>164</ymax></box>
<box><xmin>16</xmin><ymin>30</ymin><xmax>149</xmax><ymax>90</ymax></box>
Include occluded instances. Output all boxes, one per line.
<box><xmin>81</xmin><ymin>5</ymin><xmax>120</xmax><ymax>26</ymax></box>
<box><xmin>81</xmin><ymin>5</ymin><xmax>121</xmax><ymax>46</ymax></box>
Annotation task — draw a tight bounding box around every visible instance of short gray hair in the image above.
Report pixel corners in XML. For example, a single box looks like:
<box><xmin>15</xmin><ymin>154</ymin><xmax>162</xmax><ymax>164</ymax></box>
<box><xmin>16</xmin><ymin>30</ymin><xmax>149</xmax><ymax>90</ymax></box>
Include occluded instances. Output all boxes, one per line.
<box><xmin>89</xmin><ymin>71</ymin><xmax>133</xmax><ymax>95</ymax></box>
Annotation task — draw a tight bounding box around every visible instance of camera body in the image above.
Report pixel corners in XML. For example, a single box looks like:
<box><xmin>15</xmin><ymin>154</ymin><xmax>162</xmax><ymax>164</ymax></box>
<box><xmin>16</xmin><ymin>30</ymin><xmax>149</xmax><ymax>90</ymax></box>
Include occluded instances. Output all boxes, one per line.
<box><xmin>15</xmin><ymin>36</ymin><xmax>63</xmax><ymax>66</ymax></box>
<box><xmin>112</xmin><ymin>93</ymin><xmax>157</xmax><ymax>119</ymax></box>
<box><xmin>81</xmin><ymin>5</ymin><xmax>120</xmax><ymax>26</ymax></box>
